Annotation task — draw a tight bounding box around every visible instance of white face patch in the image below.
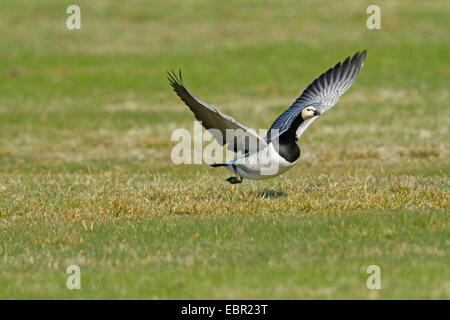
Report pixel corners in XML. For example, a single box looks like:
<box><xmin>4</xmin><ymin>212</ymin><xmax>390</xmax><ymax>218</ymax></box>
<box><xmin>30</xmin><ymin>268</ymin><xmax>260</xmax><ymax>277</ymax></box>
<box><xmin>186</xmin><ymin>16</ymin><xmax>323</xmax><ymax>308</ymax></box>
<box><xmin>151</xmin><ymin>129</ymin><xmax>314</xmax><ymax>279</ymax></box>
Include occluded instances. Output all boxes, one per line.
<box><xmin>301</xmin><ymin>107</ymin><xmax>317</xmax><ymax>120</ymax></box>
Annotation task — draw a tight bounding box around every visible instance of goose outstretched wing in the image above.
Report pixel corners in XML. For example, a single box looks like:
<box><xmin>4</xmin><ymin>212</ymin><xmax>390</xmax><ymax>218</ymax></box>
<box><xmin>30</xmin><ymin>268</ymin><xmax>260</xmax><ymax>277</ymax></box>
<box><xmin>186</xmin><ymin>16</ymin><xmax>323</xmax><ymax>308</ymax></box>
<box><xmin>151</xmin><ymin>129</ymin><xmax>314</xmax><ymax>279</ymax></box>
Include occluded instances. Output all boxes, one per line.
<box><xmin>267</xmin><ymin>50</ymin><xmax>367</xmax><ymax>141</ymax></box>
<box><xmin>168</xmin><ymin>70</ymin><xmax>267</xmax><ymax>154</ymax></box>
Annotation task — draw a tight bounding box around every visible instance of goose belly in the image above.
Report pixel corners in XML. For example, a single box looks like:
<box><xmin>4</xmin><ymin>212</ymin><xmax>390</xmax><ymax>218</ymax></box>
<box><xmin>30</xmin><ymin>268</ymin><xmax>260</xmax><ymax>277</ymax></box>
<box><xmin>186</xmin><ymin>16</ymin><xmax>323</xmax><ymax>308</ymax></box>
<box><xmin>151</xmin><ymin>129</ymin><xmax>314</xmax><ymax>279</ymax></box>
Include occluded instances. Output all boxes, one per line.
<box><xmin>229</xmin><ymin>143</ymin><xmax>298</xmax><ymax>180</ymax></box>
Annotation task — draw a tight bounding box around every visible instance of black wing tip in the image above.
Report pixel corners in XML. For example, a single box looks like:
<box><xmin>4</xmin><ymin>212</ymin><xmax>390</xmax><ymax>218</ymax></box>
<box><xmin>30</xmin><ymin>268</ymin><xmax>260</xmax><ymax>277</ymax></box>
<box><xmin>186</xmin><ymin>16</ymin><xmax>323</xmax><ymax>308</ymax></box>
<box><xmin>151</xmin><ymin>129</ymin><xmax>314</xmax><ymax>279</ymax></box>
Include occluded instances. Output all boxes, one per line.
<box><xmin>331</xmin><ymin>49</ymin><xmax>367</xmax><ymax>74</ymax></box>
<box><xmin>344</xmin><ymin>49</ymin><xmax>367</xmax><ymax>64</ymax></box>
<box><xmin>360</xmin><ymin>49</ymin><xmax>367</xmax><ymax>64</ymax></box>
<box><xmin>167</xmin><ymin>68</ymin><xmax>184</xmax><ymax>87</ymax></box>
<box><xmin>352</xmin><ymin>49</ymin><xmax>367</xmax><ymax>65</ymax></box>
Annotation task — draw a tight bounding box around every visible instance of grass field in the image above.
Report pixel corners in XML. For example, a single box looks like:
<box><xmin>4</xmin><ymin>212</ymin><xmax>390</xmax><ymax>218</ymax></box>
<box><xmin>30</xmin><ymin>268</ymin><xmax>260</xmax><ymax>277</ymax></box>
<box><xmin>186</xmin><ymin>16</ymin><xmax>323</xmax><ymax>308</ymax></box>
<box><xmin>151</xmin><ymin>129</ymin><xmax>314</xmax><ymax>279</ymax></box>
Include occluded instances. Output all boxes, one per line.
<box><xmin>0</xmin><ymin>0</ymin><xmax>449</xmax><ymax>299</ymax></box>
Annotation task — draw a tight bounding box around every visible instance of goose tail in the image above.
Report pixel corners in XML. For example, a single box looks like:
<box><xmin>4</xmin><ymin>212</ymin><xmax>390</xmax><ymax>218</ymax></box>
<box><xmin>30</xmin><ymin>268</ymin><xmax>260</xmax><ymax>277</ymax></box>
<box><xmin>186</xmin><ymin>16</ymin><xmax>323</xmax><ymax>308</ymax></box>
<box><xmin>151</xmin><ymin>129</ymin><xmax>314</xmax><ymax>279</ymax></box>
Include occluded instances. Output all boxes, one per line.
<box><xmin>210</xmin><ymin>163</ymin><xmax>230</xmax><ymax>168</ymax></box>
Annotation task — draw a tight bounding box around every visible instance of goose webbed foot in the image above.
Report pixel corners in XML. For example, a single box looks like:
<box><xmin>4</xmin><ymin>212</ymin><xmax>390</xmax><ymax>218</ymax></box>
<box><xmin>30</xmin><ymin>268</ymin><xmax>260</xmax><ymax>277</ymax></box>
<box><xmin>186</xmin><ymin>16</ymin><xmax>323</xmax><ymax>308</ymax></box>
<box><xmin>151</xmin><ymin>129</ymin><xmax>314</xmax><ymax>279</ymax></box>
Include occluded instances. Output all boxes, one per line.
<box><xmin>226</xmin><ymin>176</ymin><xmax>242</xmax><ymax>184</ymax></box>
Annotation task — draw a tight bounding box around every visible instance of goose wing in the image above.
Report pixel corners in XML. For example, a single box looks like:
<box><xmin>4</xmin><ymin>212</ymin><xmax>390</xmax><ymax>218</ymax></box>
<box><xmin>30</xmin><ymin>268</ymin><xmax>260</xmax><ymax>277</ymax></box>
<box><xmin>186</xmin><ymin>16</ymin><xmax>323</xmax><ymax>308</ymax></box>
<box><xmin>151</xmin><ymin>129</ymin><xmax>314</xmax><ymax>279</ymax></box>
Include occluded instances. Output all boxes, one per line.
<box><xmin>168</xmin><ymin>70</ymin><xmax>267</xmax><ymax>154</ymax></box>
<box><xmin>267</xmin><ymin>50</ymin><xmax>367</xmax><ymax>141</ymax></box>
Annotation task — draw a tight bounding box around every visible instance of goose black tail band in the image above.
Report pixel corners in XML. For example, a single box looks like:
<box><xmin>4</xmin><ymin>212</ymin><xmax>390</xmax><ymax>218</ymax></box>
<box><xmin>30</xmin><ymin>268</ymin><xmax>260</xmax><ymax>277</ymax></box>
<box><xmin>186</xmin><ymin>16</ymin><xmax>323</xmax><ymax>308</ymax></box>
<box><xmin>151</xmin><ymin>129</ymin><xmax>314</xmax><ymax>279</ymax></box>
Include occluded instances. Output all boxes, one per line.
<box><xmin>211</xmin><ymin>163</ymin><xmax>228</xmax><ymax>167</ymax></box>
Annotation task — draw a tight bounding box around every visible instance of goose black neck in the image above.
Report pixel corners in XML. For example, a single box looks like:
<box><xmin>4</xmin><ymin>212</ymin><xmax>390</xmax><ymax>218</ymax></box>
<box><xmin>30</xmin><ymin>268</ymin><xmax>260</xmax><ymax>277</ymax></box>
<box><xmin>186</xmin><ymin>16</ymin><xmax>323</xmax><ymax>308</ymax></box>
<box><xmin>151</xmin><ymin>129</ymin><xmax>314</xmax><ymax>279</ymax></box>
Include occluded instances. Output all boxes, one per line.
<box><xmin>271</xmin><ymin>115</ymin><xmax>304</xmax><ymax>163</ymax></box>
<box><xmin>279</xmin><ymin>114</ymin><xmax>305</xmax><ymax>145</ymax></box>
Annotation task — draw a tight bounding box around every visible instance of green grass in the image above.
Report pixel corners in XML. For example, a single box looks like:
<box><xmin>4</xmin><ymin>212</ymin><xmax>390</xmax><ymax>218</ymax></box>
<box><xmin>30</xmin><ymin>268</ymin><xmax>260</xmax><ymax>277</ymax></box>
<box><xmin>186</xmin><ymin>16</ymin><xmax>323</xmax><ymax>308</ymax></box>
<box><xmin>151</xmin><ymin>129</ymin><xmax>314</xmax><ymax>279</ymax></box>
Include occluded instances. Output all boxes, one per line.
<box><xmin>0</xmin><ymin>0</ymin><xmax>449</xmax><ymax>299</ymax></box>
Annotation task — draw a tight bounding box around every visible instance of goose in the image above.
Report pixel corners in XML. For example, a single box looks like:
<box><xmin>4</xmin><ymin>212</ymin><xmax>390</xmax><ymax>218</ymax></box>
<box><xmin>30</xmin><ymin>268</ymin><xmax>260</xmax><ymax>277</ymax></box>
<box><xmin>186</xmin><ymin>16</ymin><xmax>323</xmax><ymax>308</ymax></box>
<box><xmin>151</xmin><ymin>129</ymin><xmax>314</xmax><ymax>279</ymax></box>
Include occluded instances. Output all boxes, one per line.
<box><xmin>168</xmin><ymin>50</ymin><xmax>367</xmax><ymax>184</ymax></box>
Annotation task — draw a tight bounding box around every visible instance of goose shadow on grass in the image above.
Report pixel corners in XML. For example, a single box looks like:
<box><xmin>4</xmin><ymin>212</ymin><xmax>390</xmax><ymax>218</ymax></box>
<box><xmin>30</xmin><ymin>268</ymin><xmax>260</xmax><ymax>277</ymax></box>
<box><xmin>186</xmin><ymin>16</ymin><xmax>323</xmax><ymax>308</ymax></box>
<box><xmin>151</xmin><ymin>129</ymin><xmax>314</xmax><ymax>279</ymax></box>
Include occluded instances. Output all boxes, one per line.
<box><xmin>253</xmin><ymin>189</ymin><xmax>287</xmax><ymax>199</ymax></box>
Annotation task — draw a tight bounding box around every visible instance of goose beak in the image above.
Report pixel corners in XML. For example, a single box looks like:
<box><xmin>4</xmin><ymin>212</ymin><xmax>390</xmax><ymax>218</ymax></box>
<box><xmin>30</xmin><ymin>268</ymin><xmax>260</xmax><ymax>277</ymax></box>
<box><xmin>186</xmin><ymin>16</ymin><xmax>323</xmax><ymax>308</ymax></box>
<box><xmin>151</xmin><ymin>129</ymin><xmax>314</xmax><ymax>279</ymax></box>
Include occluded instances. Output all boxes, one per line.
<box><xmin>313</xmin><ymin>110</ymin><xmax>321</xmax><ymax>116</ymax></box>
